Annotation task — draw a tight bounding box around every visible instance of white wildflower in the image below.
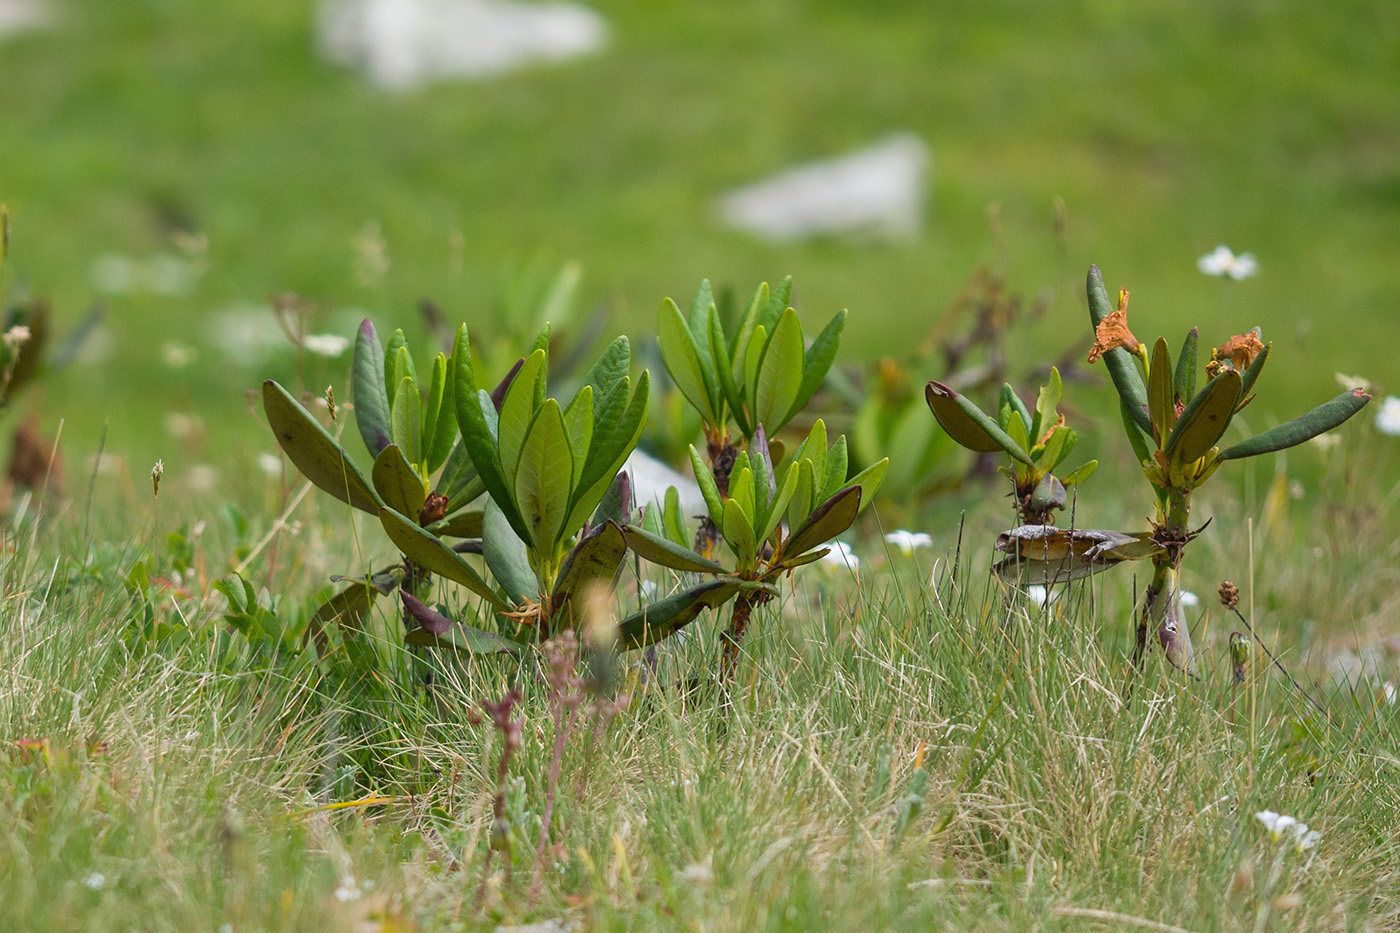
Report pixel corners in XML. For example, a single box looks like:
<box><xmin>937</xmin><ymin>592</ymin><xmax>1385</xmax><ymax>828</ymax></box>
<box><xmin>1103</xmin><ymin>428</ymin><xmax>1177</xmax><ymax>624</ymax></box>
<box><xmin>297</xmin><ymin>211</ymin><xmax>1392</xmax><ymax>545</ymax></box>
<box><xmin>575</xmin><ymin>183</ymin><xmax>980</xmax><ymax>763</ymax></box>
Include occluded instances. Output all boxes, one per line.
<box><xmin>333</xmin><ymin>875</ymin><xmax>362</xmax><ymax>902</ymax></box>
<box><xmin>1179</xmin><ymin>590</ymin><xmax>1200</xmax><ymax>608</ymax></box>
<box><xmin>884</xmin><ymin>530</ymin><xmax>933</xmax><ymax>555</ymax></box>
<box><xmin>257</xmin><ymin>452</ymin><xmax>283</xmax><ymax>477</ymax></box>
<box><xmin>151</xmin><ymin>459</ymin><xmax>164</xmax><ymax>497</ymax></box>
<box><xmin>1197</xmin><ymin>245</ymin><xmax>1258</xmax><ymax>280</ymax></box>
<box><xmin>820</xmin><ymin>540</ymin><xmax>859</xmax><ymax>570</ymax></box>
<box><xmin>1375</xmin><ymin>396</ymin><xmax>1400</xmax><ymax>437</ymax></box>
<box><xmin>82</xmin><ymin>872</ymin><xmax>105</xmax><ymax>891</ymax></box>
<box><xmin>1025</xmin><ymin>585</ymin><xmax>1061</xmax><ymax>607</ymax></box>
<box><xmin>1292</xmin><ymin>824</ymin><xmax>1321</xmax><ymax>852</ymax></box>
<box><xmin>3</xmin><ymin>324</ymin><xmax>31</xmax><ymax>349</ymax></box>
<box><xmin>302</xmin><ymin>333</ymin><xmax>351</xmax><ymax>358</ymax></box>
<box><xmin>1255</xmin><ymin>810</ymin><xmax>1297</xmax><ymax>842</ymax></box>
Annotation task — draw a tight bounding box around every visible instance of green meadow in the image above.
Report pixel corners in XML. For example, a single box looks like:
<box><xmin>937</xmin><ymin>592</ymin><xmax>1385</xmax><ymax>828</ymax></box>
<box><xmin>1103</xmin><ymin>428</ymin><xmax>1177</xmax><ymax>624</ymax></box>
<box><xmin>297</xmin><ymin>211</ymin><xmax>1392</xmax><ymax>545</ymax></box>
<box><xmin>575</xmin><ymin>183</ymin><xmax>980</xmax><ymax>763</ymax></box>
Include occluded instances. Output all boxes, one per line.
<box><xmin>1</xmin><ymin>1</ymin><xmax>1398</xmax><ymax>930</ymax></box>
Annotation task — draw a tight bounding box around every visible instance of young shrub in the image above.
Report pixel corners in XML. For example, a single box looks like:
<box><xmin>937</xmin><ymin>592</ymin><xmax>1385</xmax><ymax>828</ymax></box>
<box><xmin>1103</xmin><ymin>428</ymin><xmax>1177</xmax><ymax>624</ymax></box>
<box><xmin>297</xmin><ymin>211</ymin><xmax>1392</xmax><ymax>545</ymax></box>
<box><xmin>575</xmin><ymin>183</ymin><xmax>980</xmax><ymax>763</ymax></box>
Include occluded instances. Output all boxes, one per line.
<box><xmin>924</xmin><ymin>366</ymin><xmax>1097</xmax><ymax>526</ymax></box>
<box><xmin>621</xmin><ymin>420</ymin><xmax>886</xmax><ymax>682</ymax></box>
<box><xmin>657</xmin><ymin>277</ymin><xmax>845</xmax><ymax>554</ymax></box>
<box><xmin>1084</xmin><ymin>265</ymin><xmax>1372</xmax><ymax>673</ymax></box>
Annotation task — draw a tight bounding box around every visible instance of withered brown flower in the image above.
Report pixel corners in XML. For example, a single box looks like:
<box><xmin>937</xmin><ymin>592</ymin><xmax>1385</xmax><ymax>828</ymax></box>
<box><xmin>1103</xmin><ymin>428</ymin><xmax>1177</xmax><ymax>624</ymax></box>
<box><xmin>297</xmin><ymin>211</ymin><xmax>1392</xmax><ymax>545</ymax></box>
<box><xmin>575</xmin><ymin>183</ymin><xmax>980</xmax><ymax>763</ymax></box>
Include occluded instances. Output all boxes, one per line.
<box><xmin>1087</xmin><ymin>288</ymin><xmax>1142</xmax><ymax>364</ymax></box>
<box><xmin>1211</xmin><ymin>331</ymin><xmax>1265</xmax><ymax>371</ymax></box>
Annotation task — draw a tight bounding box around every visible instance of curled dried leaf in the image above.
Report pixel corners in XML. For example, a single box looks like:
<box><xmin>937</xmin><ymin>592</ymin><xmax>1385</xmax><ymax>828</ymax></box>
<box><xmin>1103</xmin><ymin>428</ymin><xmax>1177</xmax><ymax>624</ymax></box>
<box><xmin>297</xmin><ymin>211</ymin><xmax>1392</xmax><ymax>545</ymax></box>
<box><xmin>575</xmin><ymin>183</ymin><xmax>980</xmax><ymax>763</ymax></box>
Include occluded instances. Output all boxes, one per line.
<box><xmin>1211</xmin><ymin>331</ymin><xmax>1264</xmax><ymax>371</ymax></box>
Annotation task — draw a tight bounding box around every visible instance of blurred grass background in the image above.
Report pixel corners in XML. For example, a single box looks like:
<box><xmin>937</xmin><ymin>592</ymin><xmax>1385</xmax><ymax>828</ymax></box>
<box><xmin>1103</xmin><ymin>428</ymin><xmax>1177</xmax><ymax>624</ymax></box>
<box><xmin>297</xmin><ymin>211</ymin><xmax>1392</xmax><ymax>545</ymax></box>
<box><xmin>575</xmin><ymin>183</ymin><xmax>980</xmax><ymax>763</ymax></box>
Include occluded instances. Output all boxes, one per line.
<box><xmin>2</xmin><ymin>0</ymin><xmax>1398</xmax><ymax>474</ymax></box>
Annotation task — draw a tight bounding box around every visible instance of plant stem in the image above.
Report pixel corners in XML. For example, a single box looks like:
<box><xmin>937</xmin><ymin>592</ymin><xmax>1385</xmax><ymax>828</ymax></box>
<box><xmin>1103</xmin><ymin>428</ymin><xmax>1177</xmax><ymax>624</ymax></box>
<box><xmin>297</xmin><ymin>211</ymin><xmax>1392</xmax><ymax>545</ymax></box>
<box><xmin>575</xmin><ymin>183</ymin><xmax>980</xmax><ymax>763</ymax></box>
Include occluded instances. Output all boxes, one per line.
<box><xmin>1135</xmin><ymin>486</ymin><xmax>1197</xmax><ymax>675</ymax></box>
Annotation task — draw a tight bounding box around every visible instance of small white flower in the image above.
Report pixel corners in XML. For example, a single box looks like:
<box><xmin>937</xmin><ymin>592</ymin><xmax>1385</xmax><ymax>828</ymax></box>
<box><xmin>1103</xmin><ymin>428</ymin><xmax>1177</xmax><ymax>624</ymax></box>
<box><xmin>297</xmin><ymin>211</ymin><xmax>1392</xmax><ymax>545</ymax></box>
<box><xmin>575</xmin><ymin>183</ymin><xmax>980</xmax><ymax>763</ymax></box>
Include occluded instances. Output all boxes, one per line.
<box><xmin>1335</xmin><ymin>372</ymin><xmax>1373</xmax><ymax>393</ymax></box>
<box><xmin>302</xmin><ymin>333</ymin><xmax>351</xmax><ymax>358</ymax></box>
<box><xmin>165</xmin><ymin>412</ymin><xmax>201</xmax><ymax>440</ymax></box>
<box><xmin>1198</xmin><ymin>245</ymin><xmax>1258</xmax><ymax>280</ymax></box>
<box><xmin>1310</xmin><ymin>433</ymin><xmax>1340</xmax><ymax>451</ymax></box>
<box><xmin>884</xmin><ymin>530</ymin><xmax>933</xmax><ymax>556</ymax></box>
<box><xmin>1179</xmin><ymin>590</ymin><xmax>1200</xmax><ymax>608</ymax></box>
<box><xmin>639</xmin><ymin>579</ymin><xmax>659</xmax><ymax>598</ymax></box>
<box><xmin>1292</xmin><ymin>824</ymin><xmax>1321</xmax><ymax>852</ymax></box>
<box><xmin>3</xmin><ymin>325</ymin><xmax>31</xmax><ymax>349</ymax></box>
<box><xmin>1375</xmin><ymin>396</ymin><xmax>1400</xmax><ymax>437</ymax></box>
<box><xmin>1255</xmin><ymin>810</ymin><xmax>1298</xmax><ymax>842</ymax></box>
<box><xmin>1025</xmin><ymin>585</ymin><xmax>1061</xmax><ymax>607</ymax></box>
<box><xmin>820</xmin><ymin>540</ymin><xmax>859</xmax><ymax>570</ymax></box>
<box><xmin>333</xmin><ymin>875</ymin><xmax>362</xmax><ymax>902</ymax></box>
<box><xmin>160</xmin><ymin>340</ymin><xmax>198</xmax><ymax>368</ymax></box>
<box><xmin>82</xmin><ymin>872</ymin><xmax>105</xmax><ymax>891</ymax></box>
<box><xmin>257</xmin><ymin>452</ymin><xmax>283</xmax><ymax>477</ymax></box>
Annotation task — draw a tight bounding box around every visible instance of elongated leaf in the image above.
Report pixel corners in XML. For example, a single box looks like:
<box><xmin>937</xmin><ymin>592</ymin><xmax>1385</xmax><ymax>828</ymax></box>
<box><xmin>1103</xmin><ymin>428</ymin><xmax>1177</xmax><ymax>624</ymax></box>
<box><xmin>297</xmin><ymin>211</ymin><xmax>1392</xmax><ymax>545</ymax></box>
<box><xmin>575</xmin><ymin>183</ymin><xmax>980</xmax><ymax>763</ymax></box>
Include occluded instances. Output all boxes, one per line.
<box><xmin>400</xmin><ymin>590</ymin><xmax>453</xmax><ymax>635</ymax></box>
<box><xmin>1174</xmin><ymin>328</ymin><xmax>1198</xmax><ymax>403</ymax></box>
<box><xmin>515</xmin><ymin>399</ymin><xmax>573</xmax><ymax>551</ymax></box>
<box><xmin>263</xmin><ymin>380</ymin><xmax>381</xmax><ymax>513</ymax></box>
<box><xmin>491</xmin><ymin>356</ymin><xmax>525</xmax><ymax>412</ymax></box>
<box><xmin>1218</xmin><ymin>388</ymin><xmax>1372</xmax><ymax>460</ymax></box>
<box><xmin>1004</xmin><ymin>409</ymin><xmax>1030</xmax><ymax>453</ymax></box>
<box><xmin>1120</xmin><ymin>400</ymin><xmax>1153</xmax><ymax>466</ymax></box>
<box><xmin>1030</xmin><ymin>368</ymin><xmax>1061</xmax><ymax>442</ymax></box>
<box><xmin>434</xmin><ymin>440</ymin><xmax>480</xmax><ymax>503</ymax></box>
<box><xmin>590</xmin><ymin>470</ymin><xmax>632</xmax><ymax>529</ymax></box>
<box><xmin>372</xmin><ymin>444</ymin><xmax>427</xmax><ymax>519</ymax></box>
<box><xmin>759</xmin><ymin>460</ymin><xmax>800</xmax><ymax>544</ymax></box>
<box><xmin>659</xmin><ymin>298</ymin><xmax>717</xmax><ymax>424</ymax></box>
<box><xmin>925</xmin><ymin>381</ymin><xmax>1034</xmax><ymax>465</ymax></box>
<box><xmin>453</xmin><ymin>328</ymin><xmax>531</xmax><ymax>542</ymax></box>
<box><xmin>1001</xmin><ymin>383</ymin><xmax>1033</xmax><ymax>434</ymax></box>
<box><xmin>430</xmin><ymin>508</ymin><xmax>483</xmax><ymax>539</ymax></box>
<box><xmin>754</xmin><ymin>308</ymin><xmax>803</xmax><ymax>431</ymax></box>
<box><xmin>352</xmin><ymin>320</ymin><xmax>392</xmax><ymax>455</ymax></box>
<box><xmin>1086</xmin><ymin>265</ymin><xmax>1152</xmax><ymax>434</ymax></box>
<box><xmin>785</xmin><ymin>485</ymin><xmax>860</xmax><ymax>559</ymax></box>
<box><xmin>404</xmin><ymin>610</ymin><xmax>520</xmax><ymax>654</ymax></box>
<box><xmin>663</xmin><ymin>486</ymin><xmax>688</xmax><ymax>546</ymax></box>
<box><xmin>304</xmin><ymin>576</ymin><xmax>389</xmax><ymax>655</ymax></box>
<box><xmin>498</xmin><ymin>348</ymin><xmax>545</xmax><ymax>483</ymax></box>
<box><xmin>689</xmin><ymin>446</ymin><xmax>725</xmax><ymax>526</ymax></box>
<box><xmin>787</xmin><ymin>308</ymin><xmax>846</xmax><ymax>423</ymax></box>
<box><xmin>552</xmin><ymin>521</ymin><xmax>626</xmax><ymax>613</ymax></box>
<box><xmin>390</xmin><ymin>376</ymin><xmax>422</xmax><ymax>465</ymax></box>
<box><xmin>425</xmin><ymin>353</ymin><xmax>457</xmax><ymax>472</ymax></box>
<box><xmin>688</xmin><ymin>279</ymin><xmax>715</xmax><ymax>342</ymax></box>
<box><xmin>708</xmin><ymin>307</ymin><xmax>748</xmax><ymax>435</ymax></box>
<box><xmin>1037</xmin><ymin>425</ymin><xmax>1075</xmax><ymax>473</ymax></box>
<box><xmin>722</xmin><ymin>498</ymin><xmax>756</xmax><ymax>569</ymax></box>
<box><xmin>1060</xmin><ymin>460</ymin><xmax>1097</xmax><ymax>485</ymax></box>
<box><xmin>484</xmin><ymin>499</ymin><xmax>537</xmax><ymax>606</ymax></box>
<box><xmin>1148</xmin><ymin>336</ymin><xmax>1174</xmax><ymax>443</ymax></box>
<box><xmin>616</xmin><ymin>580</ymin><xmax>741</xmax><ymax>649</ymax></box>
<box><xmin>845</xmin><ymin>458</ymin><xmax>887</xmax><ymax>515</ymax></box>
<box><xmin>1238</xmin><ymin>340</ymin><xmax>1272</xmax><ymax>402</ymax></box>
<box><xmin>378</xmin><ymin>506</ymin><xmax>506</xmax><ymax>608</ymax></box>
<box><xmin>566</xmin><ymin>372</ymin><xmax>649</xmax><ymax>533</ymax></box>
<box><xmin>624</xmin><ymin>523</ymin><xmax>726</xmax><ymax>573</ymax></box>
<box><xmin>580</xmin><ymin>335</ymin><xmax>631</xmax><ymax>405</ymax></box>
<box><xmin>785</xmin><ymin>457</ymin><xmax>815</xmax><ymax>531</ymax></box>
<box><xmin>1163</xmin><ymin>369</ymin><xmax>1241</xmax><ymax>464</ymax></box>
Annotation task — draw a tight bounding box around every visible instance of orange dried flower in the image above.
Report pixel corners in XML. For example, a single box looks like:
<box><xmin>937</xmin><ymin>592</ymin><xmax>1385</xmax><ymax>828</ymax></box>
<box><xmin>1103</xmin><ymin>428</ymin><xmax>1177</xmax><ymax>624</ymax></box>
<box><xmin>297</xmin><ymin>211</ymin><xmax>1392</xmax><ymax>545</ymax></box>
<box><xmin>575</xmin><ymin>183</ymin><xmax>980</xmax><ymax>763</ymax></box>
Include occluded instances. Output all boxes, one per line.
<box><xmin>1212</xmin><ymin>331</ymin><xmax>1264</xmax><ymax>371</ymax></box>
<box><xmin>1087</xmin><ymin>289</ymin><xmax>1142</xmax><ymax>364</ymax></box>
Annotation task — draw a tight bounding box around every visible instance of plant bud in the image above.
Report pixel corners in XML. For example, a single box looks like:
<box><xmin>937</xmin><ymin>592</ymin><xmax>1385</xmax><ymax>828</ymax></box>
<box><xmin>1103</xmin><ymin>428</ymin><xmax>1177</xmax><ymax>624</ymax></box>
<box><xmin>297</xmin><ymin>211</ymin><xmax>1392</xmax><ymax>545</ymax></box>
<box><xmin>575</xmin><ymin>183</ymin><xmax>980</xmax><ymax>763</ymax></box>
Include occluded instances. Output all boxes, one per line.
<box><xmin>1218</xmin><ymin>580</ymin><xmax>1240</xmax><ymax>609</ymax></box>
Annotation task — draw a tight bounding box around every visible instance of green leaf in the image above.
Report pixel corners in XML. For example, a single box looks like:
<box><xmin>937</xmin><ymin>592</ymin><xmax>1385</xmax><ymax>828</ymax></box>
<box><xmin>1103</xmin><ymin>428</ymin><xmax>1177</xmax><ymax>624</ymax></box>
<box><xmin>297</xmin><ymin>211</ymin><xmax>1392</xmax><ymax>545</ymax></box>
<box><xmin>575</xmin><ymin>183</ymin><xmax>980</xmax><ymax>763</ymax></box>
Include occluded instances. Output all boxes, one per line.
<box><xmin>404</xmin><ymin>619</ymin><xmax>520</xmax><ymax>654</ymax></box>
<box><xmin>708</xmin><ymin>307</ymin><xmax>747</xmax><ymax>435</ymax></box>
<box><xmin>662</xmin><ymin>486</ymin><xmax>688</xmax><ymax>547</ymax></box>
<box><xmin>453</xmin><ymin>328</ymin><xmax>531</xmax><ymax>542</ymax></box>
<box><xmin>430</xmin><ymin>508</ymin><xmax>484</xmax><ymax>539</ymax></box>
<box><xmin>616</xmin><ymin>580</ymin><xmax>741</xmax><ymax>649</ymax></box>
<box><xmin>659</xmin><ymin>298</ymin><xmax>718</xmax><ymax>425</ymax></box>
<box><xmin>925</xmin><ymin>381</ymin><xmax>1034</xmax><ymax>465</ymax></box>
<box><xmin>262</xmin><ymin>380</ymin><xmax>381</xmax><ymax>514</ymax></box>
<box><xmin>1217</xmin><ymin>388</ymin><xmax>1372</xmax><ymax>461</ymax></box>
<box><xmin>788</xmin><ymin>308</ymin><xmax>846</xmax><ymax>423</ymax></box>
<box><xmin>759</xmin><ymin>460</ymin><xmax>801</xmax><ymax>544</ymax></box>
<box><xmin>377</xmin><ymin>506</ymin><xmax>506</xmax><ymax>608</ymax></box>
<box><xmin>1004</xmin><ymin>408</ymin><xmax>1030</xmax><ymax>453</ymax></box>
<box><xmin>689</xmin><ymin>446</ymin><xmax>725</xmax><ymax>527</ymax></box>
<box><xmin>435</xmin><ymin>440</ymin><xmax>481</xmax><ymax>505</ymax></box>
<box><xmin>819</xmin><ymin>435</ymin><xmax>849</xmax><ymax>504</ymax></box>
<box><xmin>1086</xmin><ymin>265</ymin><xmax>1152</xmax><ymax>435</ymax></box>
<box><xmin>1163</xmin><ymin>369</ymin><xmax>1242</xmax><ymax>465</ymax></box>
<box><xmin>386</xmin><ymin>331</ymin><xmax>415</xmax><ymax>397</ymax></box>
<box><xmin>484</xmin><ymin>499</ymin><xmax>537</xmax><ymax>606</ymax></box>
<box><xmin>304</xmin><ymin>577</ymin><xmax>385</xmax><ymax>655</ymax></box>
<box><xmin>722</xmin><ymin>498</ymin><xmax>757</xmax><ymax>570</ymax></box>
<box><xmin>1148</xmin><ymin>336</ymin><xmax>1174</xmax><ymax>444</ymax></box>
<box><xmin>372</xmin><ymin>444</ymin><xmax>427</xmax><ymax>520</ymax></box>
<box><xmin>786</xmin><ymin>457</ymin><xmax>816</xmax><ymax>531</ymax></box>
<box><xmin>622</xmin><ymin>524</ymin><xmax>727</xmax><ymax>574</ymax></box>
<box><xmin>1120</xmin><ymin>400</ymin><xmax>1154</xmax><ymax>466</ymax></box>
<box><xmin>1000</xmin><ymin>384</ymin><xmax>1032</xmax><ymax>434</ymax></box>
<box><xmin>1060</xmin><ymin>460</ymin><xmax>1098</xmax><ymax>485</ymax></box>
<box><xmin>390</xmin><ymin>376</ymin><xmax>422</xmax><ymax>465</ymax></box>
<box><xmin>562</xmin><ymin>384</ymin><xmax>594</xmax><ymax>489</ymax></box>
<box><xmin>352</xmin><ymin>320</ymin><xmax>392</xmax><ymax>455</ymax></box>
<box><xmin>785</xmin><ymin>485</ymin><xmax>860</xmax><ymax>559</ymax></box>
<box><xmin>1030</xmin><ymin>368</ymin><xmax>1061</xmax><ymax>442</ymax></box>
<box><xmin>845</xmin><ymin>458</ymin><xmax>888</xmax><ymax>515</ymax></box>
<box><xmin>754</xmin><ymin>308</ymin><xmax>804</xmax><ymax>432</ymax></box>
<box><xmin>581</xmin><ymin>335</ymin><xmax>631</xmax><ymax>404</ymax></box>
<box><xmin>688</xmin><ymin>279</ymin><xmax>715</xmax><ymax>342</ymax></box>
<box><xmin>515</xmin><ymin>398</ymin><xmax>573</xmax><ymax>551</ymax></box>
<box><xmin>729</xmin><ymin>466</ymin><xmax>756</xmax><ymax>528</ymax></box>
<box><xmin>498</xmin><ymin>348</ymin><xmax>545</xmax><ymax>483</ymax></box>
<box><xmin>1174</xmin><ymin>328</ymin><xmax>1198</xmax><ymax>404</ymax></box>
<box><xmin>552</xmin><ymin>520</ymin><xmax>627</xmax><ymax>612</ymax></box>
<box><xmin>1238</xmin><ymin>340</ymin><xmax>1272</xmax><ymax>401</ymax></box>
<box><xmin>590</xmin><ymin>470</ymin><xmax>632</xmax><ymax>529</ymax></box>
<box><xmin>567</xmin><ymin>372</ymin><xmax>649</xmax><ymax>533</ymax></box>
<box><xmin>424</xmin><ymin>353</ymin><xmax>457</xmax><ymax>473</ymax></box>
